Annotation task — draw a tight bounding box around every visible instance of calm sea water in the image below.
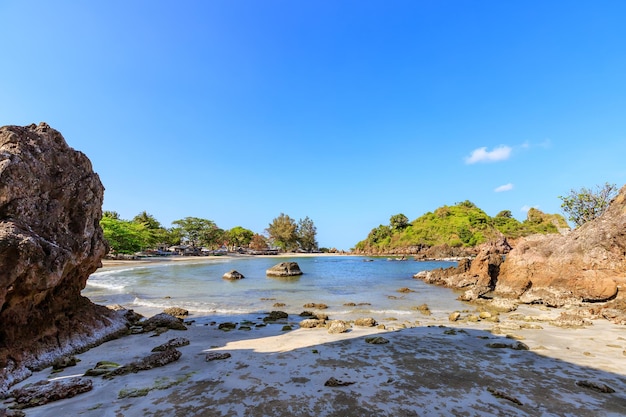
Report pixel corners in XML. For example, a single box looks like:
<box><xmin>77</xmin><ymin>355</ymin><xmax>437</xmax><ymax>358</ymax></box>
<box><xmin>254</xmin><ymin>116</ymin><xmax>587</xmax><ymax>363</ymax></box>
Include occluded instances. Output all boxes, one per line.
<box><xmin>83</xmin><ymin>256</ymin><xmax>469</xmax><ymax>324</ymax></box>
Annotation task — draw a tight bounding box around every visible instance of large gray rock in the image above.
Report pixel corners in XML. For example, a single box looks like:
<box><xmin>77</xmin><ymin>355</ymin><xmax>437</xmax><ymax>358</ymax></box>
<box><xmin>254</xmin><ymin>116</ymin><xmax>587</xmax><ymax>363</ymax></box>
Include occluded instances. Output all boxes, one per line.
<box><xmin>266</xmin><ymin>262</ymin><xmax>303</xmax><ymax>277</ymax></box>
<box><xmin>0</xmin><ymin>123</ymin><xmax>128</xmax><ymax>393</ymax></box>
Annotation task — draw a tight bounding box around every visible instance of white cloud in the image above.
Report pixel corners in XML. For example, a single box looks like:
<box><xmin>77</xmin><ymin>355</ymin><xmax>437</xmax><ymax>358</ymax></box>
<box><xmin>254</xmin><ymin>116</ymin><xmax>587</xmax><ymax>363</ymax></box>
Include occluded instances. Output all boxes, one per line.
<box><xmin>465</xmin><ymin>145</ymin><xmax>512</xmax><ymax>164</ymax></box>
<box><xmin>494</xmin><ymin>183</ymin><xmax>513</xmax><ymax>192</ymax></box>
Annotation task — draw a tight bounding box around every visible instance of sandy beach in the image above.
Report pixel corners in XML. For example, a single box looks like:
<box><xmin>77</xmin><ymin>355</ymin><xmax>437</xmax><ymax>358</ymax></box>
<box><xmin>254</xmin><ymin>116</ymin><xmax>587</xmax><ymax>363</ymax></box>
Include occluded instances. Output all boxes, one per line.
<box><xmin>6</xmin><ymin>299</ymin><xmax>626</xmax><ymax>416</ymax></box>
<box><xmin>99</xmin><ymin>252</ymin><xmax>348</xmax><ymax>268</ymax></box>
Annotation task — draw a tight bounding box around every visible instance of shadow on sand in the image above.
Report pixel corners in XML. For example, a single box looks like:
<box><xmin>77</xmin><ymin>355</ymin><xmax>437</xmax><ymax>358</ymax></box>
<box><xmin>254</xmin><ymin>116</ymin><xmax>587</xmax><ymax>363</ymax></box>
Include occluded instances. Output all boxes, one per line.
<box><xmin>7</xmin><ymin>313</ymin><xmax>626</xmax><ymax>417</ymax></box>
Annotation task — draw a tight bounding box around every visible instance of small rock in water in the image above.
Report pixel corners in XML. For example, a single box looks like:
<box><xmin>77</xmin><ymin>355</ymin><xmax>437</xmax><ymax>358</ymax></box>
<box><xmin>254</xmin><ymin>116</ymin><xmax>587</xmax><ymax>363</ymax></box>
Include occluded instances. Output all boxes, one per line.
<box><xmin>163</xmin><ymin>307</ymin><xmax>189</xmax><ymax>318</ymax></box>
<box><xmin>266</xmin><ymin>262</ymin><xmax>303</xmax><ymax>277</ymax></box>
<box><xmin>449</xmin><ymin>312</ymin><xmax>461</xmax><ymax>322</ymax></box>
<box><xmin>303</xmin><ymin>303</ymin><xmax>328</xmax><ymax>309</ymax></box>
<box><xmin>264</xmin><ymin>311</ymin><xmax>288</xmax><ymax>322</ymax></box>
<box><xmin>218</xmin><ymin>322</ymin><xmax>237</xmax><ymax>331</ymax></box>
<box><xmin>223</xmin><ymin>270</ymin><xmax>245</xmax><ymax>280</ymax></box>
<box><xmin>354</xmin><ymin>317</ymin><xmax>377</xmax><ymax>327</ymax></box>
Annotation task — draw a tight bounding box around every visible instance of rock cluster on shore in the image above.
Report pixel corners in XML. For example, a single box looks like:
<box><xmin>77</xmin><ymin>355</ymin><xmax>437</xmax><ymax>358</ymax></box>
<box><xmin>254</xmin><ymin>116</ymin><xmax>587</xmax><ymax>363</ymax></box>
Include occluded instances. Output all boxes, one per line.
<box><xmin>414</xmin><ymin>185</ymin><xmax>626</xmax><ymax>320</ymax></box>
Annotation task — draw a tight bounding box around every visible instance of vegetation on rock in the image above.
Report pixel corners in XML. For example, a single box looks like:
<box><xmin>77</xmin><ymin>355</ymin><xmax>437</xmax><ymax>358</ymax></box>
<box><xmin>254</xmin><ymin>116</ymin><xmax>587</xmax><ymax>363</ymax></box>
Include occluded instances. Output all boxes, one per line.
<box><xmin>558</xmin><ymin>182</ymin><xmax>618</xmax><ymax>227</ymax></box>
<box><xmin>355</xmin><ymin>200</ymin><xmax>568</xmax><ymax>253</ymax></box>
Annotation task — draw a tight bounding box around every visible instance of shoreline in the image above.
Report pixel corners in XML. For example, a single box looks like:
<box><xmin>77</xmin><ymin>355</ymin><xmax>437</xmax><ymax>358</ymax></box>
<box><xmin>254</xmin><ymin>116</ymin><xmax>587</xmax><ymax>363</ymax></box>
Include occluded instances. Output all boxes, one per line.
<box><xmin>6</xmin><ymin>303</ymin><xmax>626</xmax><ymax>416</ymax></box>
<box><xmin>99</xmin><ymin>252</ymin><xmax>351</xmax><ymax>268</ymax></box>
<box><xmin>99</xmin><ymin>252</ymin><xmax>465</xmax><ymax>269</ymax></box>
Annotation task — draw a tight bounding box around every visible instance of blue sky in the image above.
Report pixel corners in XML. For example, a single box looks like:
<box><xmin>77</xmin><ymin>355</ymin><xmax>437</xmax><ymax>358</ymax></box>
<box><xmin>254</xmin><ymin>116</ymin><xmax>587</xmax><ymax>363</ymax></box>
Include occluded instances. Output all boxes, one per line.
<box><xmin>2</xmin><ymin>1</ymin><xmax>625</xmax><ymax>250</ymax></box>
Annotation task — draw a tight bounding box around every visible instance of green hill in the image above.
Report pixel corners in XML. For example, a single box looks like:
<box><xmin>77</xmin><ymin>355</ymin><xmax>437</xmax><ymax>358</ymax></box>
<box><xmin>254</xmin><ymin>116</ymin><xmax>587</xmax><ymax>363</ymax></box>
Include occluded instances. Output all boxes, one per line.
<box><xmin>354</xmin><ymin>200</ymin><xmax>569</xmax><ymax>253</ymax></box>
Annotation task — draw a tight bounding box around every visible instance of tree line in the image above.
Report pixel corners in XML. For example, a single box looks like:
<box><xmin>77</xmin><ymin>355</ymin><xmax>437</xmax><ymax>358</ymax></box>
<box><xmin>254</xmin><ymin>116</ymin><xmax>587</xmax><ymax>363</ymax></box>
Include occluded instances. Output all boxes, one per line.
<box><xmin>100</xmin><ymin>211</ymin><xmax>318</xmax><ymax>255</ymax></box>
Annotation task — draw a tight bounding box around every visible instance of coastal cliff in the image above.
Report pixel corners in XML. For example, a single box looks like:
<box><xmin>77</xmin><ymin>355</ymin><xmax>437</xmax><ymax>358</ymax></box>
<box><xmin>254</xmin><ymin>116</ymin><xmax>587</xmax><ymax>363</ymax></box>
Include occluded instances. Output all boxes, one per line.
<box><xmin>416</xmin><ymin>185</ymin><xmax>626</xmax><ymax>316</ymax></box>
<box><xmin>0</xmin><ymin>123</ymin><xmax>128</xmax><ymax>393</ymax></box>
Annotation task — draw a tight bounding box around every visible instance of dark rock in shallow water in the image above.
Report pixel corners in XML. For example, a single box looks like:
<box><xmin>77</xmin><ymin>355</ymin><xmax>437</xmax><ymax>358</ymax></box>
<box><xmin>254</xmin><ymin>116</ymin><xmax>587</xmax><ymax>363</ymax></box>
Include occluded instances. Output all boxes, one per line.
<box><xmin>163</xmin><ymin>307</ymin><xmax>189</xmax><ymax>318</ymax></box>
<box><xmin>263</xmin><ymin>311</ymin><xmax>288</xmax><ymax>322</ymax></box>
<box><xmin>218</xmin><ymin>322</ymin><xmax>237</xmax><ymax>331</ymax></box>
<box><xmin>266</xmin><ymin>262</ymin><xmax>303</xmax><ymax>277</ymax></box>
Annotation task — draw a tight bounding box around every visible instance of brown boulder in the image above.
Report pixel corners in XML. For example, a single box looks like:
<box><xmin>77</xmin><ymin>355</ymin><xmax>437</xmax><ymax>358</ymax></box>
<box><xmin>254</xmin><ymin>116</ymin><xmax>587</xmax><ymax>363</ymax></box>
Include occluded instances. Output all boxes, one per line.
<box><xmin>0</xmin><ymin>123</ymin><xmax>128</xmax><ymax>393</ymax></box>
<box><xmin>223</xmin><ymin>270</ymin><xmax>245</xmax><ymax>280</ymax></box>
<box><xmin>415</xmin><ymin>187</ymin><xmax>626</xmax><ymax>309</ymax></box>
<box><xmin>494</xmin><ymin>187</ymin><xmax>626</xmax><ymax>305</ymax></box>
<box><xmin>414</xmin><ymin>238</ymin><xmax>510</xmax><ymax>301</ymax></box>
<box><xmin>266</xmin><ymin>262</ymin><xmax>303</xmax><ymax>277</ymax></box>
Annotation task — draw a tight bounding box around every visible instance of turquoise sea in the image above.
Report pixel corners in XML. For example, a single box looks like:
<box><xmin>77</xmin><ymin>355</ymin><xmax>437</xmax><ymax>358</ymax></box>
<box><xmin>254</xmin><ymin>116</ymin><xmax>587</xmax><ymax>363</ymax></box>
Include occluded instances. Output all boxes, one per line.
<box><xmin>83</xmin><ymin>256</ymin><xmax>469</xmax><ymax>324</ymax></box>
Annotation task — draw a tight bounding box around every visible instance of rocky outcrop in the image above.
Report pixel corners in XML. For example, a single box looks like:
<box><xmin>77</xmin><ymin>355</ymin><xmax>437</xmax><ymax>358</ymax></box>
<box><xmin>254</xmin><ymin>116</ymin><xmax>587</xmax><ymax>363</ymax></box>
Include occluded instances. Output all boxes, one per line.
<box><xmin>414</xmin><ymin>238</ymin><xmax>511</xmax><ymax>301</ymax></box>
<box><xmin>416</xmin><ymin>186</ymin><xmax>626</xmax><ymax>310</ymax></box>
<box><xmin>0</xmin><ymin>123</ymin><xmax>129</xmax><ymax>393</ymax></box>
<box><xmin>492</xmin><ymin>190</ymin><xmax>625</xmax><ymax>304</ymax></box>
<box><xmin>266</xmin><ymin>262</ymin><xmax>303</xmax><ymax>277</ymax></box>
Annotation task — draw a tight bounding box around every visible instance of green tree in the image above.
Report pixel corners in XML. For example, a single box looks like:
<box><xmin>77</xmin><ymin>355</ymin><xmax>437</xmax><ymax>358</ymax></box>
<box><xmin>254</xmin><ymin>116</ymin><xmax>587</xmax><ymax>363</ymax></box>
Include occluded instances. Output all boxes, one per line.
<box><xmin>496</xmin><ymin>210</ymin><xmax>512</xmax><ymax>218</ymax></box>
<box><xmin>172</xmin><ymin>217</ymin><xmax>219</xmax><ymax>247</ymax></box>
<box><xmin>390</xmin><ymin>213</ymin><xmax>409</xmax><ymax>230</ymax></box>
<box><xmin>100</xmin><ymin>216</ymin><xmax>152</xmax><ymax>254</ymax></box>
<box><xmin>559</xmin><ymin>183</ymin><xmax>618</xmax><ymax>227</ymax></box>
<box><xmin>297</xmin><ymin>216</ymin><xmax>318</xmax><ymax>252</ymax></box>
<box><xmin>267</xmin><ymin>213</ymin><xmax>298</xmax><ymax>251</ymax></box>
<box><xmin>103</xmin><ymin>210</ymin><xmax>120</xmax><ymax>219</ymax></box>
<box><xmin>249</xmin><ymin>233</ymin><xmax>269</xmax><ymax>251</ymax></box>
<box><xmin>226</xmin><ymin>226</ymin><xmax>254</xmax><ymax>249</ymax></box>
<box><xmin>132</xmin><ymin>211</ymin><xmax>173</xmax><ymax>247</ymax></box>
<box><xmin>133</xmin><ymin>211</ymin><xmax>162</xmax><ymax>229</ymax></box>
